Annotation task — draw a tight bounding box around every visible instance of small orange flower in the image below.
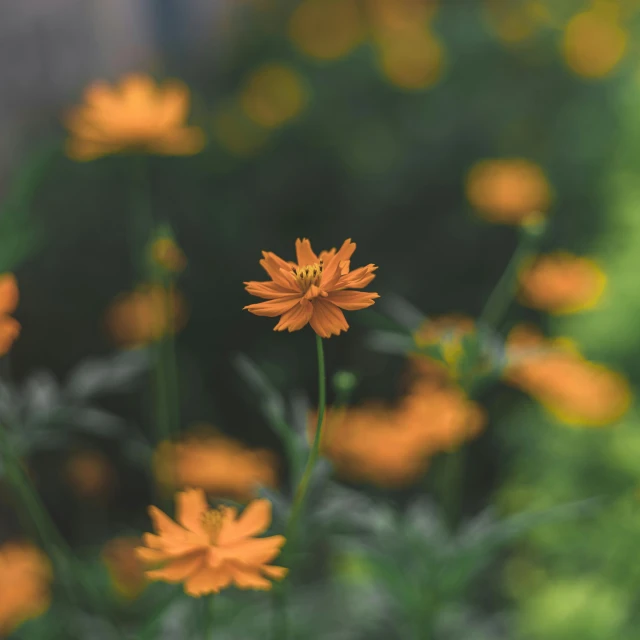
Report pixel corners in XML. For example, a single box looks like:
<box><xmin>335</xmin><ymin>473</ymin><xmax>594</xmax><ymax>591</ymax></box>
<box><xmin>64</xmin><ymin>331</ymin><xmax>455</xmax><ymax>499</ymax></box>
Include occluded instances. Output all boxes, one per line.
<box><xmin>0</xmin><ymin>543</ymin><xmax>52</xmax><ymax>635</ymax></box>
<box><xmin>102</xmin><ymin>537</ymin><xmax>147</xmax><ymax>600</ymax></box>
<box><xmin>0</xmin><ymin>274</ymin><xmax>20</xmax><ymax>356</ymax></box>
<box><xmin>105</xmin><ymin>284</ymin><xmax>188</xmax><ymax>348</ymax></box>
<box><xmin>136</xmin><ymin>489</ymin><xmax>287</xmax><ymax>596</ymax></box>
<box><xmin>154</xmin><ymin>429</ymin><xmax>279</xmax><ymax>502</ymax></box>
<box><xmin>517</xmin><ymin>252</ymin><xmax>607</xmax><ymax>314</ymax></box>
<box><xmin>150</xmin><ymin>236</ymin><xmax>187</xmax><ymax>273</ymax></box>
<box><xmin>466</xmin><ymin>158</ymin><xmax>552</xmax><ymax>224</ymax></box>
<box><xmin>244</xmin><ymin>238</ymin><xmax>379</xmax><ymax>338</ymax></box>
<box><xmin>65</xmin><ymin>74</ymin><xmax>205</xmax><ymax>161</ymax></box>
<box><xmin>65</xmin><ymin>450</ymin><xmax>116</xmax><ymax>500</ymax></box>
<box><xmin>505</xmin><ymin>325</ymin><xmax>632</xmax><ymax>426</ymax></box>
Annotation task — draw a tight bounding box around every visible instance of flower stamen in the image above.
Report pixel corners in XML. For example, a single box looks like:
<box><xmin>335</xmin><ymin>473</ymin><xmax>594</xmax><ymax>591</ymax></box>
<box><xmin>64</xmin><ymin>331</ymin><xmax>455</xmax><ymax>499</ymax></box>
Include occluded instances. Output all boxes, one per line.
<box><xmin>292</xmin><ymin>260</ymin><xmax>323</xmax><ymax>292</ymax></box>
<box><xmin>201</xmin><ymin>508</ymin><xmax>224</xmax><ymax>545</ymax></box>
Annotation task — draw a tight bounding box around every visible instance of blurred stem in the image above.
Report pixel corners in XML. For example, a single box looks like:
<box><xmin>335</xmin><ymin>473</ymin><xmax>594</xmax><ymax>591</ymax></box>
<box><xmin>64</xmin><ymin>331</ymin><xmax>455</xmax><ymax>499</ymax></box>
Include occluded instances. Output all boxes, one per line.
<box><xmin>286</xmin><ymin>334</ymin><xmax>326</xmax><ymax>545</ymax></box>
<box><xmin>204</xmin><ymin>595</ymin><xmax>215</xmax><ymax>639</ymax></box>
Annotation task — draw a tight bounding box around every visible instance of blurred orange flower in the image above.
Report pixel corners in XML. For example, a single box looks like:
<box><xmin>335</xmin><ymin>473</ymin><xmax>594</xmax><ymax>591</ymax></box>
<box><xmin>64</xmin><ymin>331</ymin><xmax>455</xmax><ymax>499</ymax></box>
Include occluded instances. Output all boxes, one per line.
<box><xmin>517</xmin><ymin>252</ymin><xmax>607</xmax><ymax>314</ymax></box>
<box><xmin>244</xmin><ymin>238</ymin><xmax>379</xmax><ymax>338</ymax></box>
<box><xmin>105</xmin><ymin>284</ymin><xmax>188</xmax><ymax>348</ymax></box>
<box><xmin>240</xmin><ymin>64</ymin><xmax>308</xmax><ymax>129</ymax></box>
<box><xmin>65</xmin><ymin>450</ymin><xmax>116</xmax><ymax>500</ymax></box>
<box><xmin>505</xmin><ymin>325</ymin><xmax>632</xmax><ymax>426</ymax></box>
<box><xmin>375</xmin><ymin>27</ymin><xmax>445</xmax><ymax>90</ymax></box>
<box><xmin>0</xmin><ymin>274</ymin><xmax>20</xmax><ymax>357</ymax></box>
<box><xmin>0</xmin><ymin>543</ymin><xmax>52</xmax><ymax>635</ymax></box>
<box><xmin>136</xmin><ymin>489</ymin><xmax>287</xmax><ymax>596</ymax></box>
<box><xmin>310</xmin><ymin>372</ymin><xmax>484</xmax><ymax>487</ymax></box>
<box><xmin>563</xmin><ymin>5</ymin><xmax>628</xmax><ymax>79</ymax></box>
<box><xmin>466</xmin><ymin>158</ymin><xmax>552</xmax><ymax>224</ymax></box>
<box><xmin>289</xmin><ymin>0</ymin><xmax>363</xmax><ymax>60</ymax></box>
<box><xmin>367</xmin><ymin>0</ymin><xmax>439</xmax><ymax>34</ymax></box>
<box><xmin>65</xmin><ymin>74</ymin><xmax>205</xmax><ymax>161</ymax></box>
<box><xmin>150</xmin><ymin>236</ymin><xmax>187</xmax><ymax>274</ymax></box>
<box><xmin>102</xmin><ymin>537</ymin><xmax>147</xmax><ymax>600</ymax></box>
<box><xmin>154</xmin><ymin>429</ymin><xmax>279</xmax><ymax>502</ymax></box>
<box><xmin>483</xmin><ymin>0</ymin><xmax>548</xmax><ymax>44</ymax></box>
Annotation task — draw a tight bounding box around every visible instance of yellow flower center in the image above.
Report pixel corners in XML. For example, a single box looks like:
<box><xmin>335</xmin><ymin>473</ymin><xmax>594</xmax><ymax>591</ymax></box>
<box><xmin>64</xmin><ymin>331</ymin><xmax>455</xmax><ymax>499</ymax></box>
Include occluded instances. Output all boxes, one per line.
<box><xmin>201</xmin><ymin>508</ymin><xmax>224</xmax><ymax>545</ymax></box>
<box><xmin>292</xmin><ymin>260</ymin><xmax>323</xmax><ymax>292</ymax></box>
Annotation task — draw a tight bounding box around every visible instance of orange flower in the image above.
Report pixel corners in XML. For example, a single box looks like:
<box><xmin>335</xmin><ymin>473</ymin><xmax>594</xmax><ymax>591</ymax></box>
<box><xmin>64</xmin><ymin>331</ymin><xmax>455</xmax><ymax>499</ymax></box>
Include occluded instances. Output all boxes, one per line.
<box><xmin>0</xmin><ymin>274</ymin><xmax>20</xmax><ymax>356</ymax></box>
<box><xmin>466</xmin><ymin>158</ymin><xmax>552</xmax><ymax>224</ymax></box>
<box><xmin>102</xmin><ymin>537</ymin><xmax>147</xmax><ymax>600</ymax></box>
<box><xmin>0</xmin><ymin>543</ymin><xmax>52</xmax><ymax>635</ymax></box>
<box><xmin>65</xmin><ymin>450</ymin><xmax>116</xmax><ymax>500</ymax></box>
<box><xmin>105</xmin><ymin>284</ymin><xmax>188</xmax><ymax>348</ymax></box>
<box><xmin>505</xmin><ymin>325</ymin><xmax>632</xmax><ymax>426</ymax></box>
<box><xmin>65</xmin><ymin>74</ymin><xmax>205</xmax><ymax>161</ymax></box>
<box><xmin>517</xmin><ymin>252</ymin><xmax>607</xmax><ymax>314</ymax></box>
<box><xmin>136</xmin><ymin>489</ymin><xmax>287</xmax><ymax>596</ymax></box>
<box><xmin>244</xmin><ymin>238</ymin><xmax>379</xmax><ymax>338</ymax></box>
<box><xmin>154</xmin><ymin>429</ymin><xmax>279</xmax><ymax>502</ymax></box>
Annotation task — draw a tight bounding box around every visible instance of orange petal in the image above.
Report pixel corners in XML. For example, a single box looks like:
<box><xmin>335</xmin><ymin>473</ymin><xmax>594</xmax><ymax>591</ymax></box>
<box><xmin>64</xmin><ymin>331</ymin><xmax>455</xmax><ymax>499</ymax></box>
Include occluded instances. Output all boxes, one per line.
<box><xmin>244</xmin><ymin>281</ymin><xmax>298</xmax><ymax>299</ymax></box>
<box><xmin>135</xmin><ymin>546</ymin><xmax>169</xmax><ymax>564</ymax></box>
<box><xmin>0</xmin><ymin>318</ymin><xmax>20</xmax><ymax>356</ymax></box>
<box><xmin>336</xmin><ymin>264</ymin><xmax>378</xmax><ymax>289</ymax></box>
<box><xmin>176</xmin><ymin>488</ymin><xmax>208</xmax><ymax>534</ymax></box>
<box><xmin>0</xmin><ymin>274</ymin><xmax>18</xmax><ymax>315</ymax></box>
<box><xmin>229</xmin><ymin>563</ymin><xmax>273</xmax><ymax>590</ymax></box>
<box><xmin>148</xmin><ymin>506</ymin><xmax>187</xmax><ymax>539</ymax></box>
<box><xmin>295</xmin><ymin>238</ymin><xmax>318</xmax><ymax>266</ymax></box>
<box><xmin>220</xmin><ymin>535</ymin><xmax>286</xmax><ymax>565</ymax></box>
<box><xmin>262</xmin><ymin>564</ymin><xmax>288</xmax><ymax>580</ymax></box>
<box><xmin>309</xmin><ymin>299</ymin><xmax>349</xmax><ymax>338</ymax></box>
<box><xmin>218</xmin><ymin>499</ymin><xmax>272</xmax><ymax>544</ymax></box>
<box><xmin>244</xmin><ymin>296</ymin><xmax>302</xmax><ymax>317</ymax></box>
<box><xmin>321</xmin><ymin>239</ymin><xmax>356</xmax><ymax>286</ymax></box>
<box><xmin>326</xmin><ymin>290</ymin><xmax>379</xmax><ymax>310</ymax></box>
<box><xmin>158</xmin><ymin>80</ymin><xmax>189</xmax><ymax>126</ymax></box>
<box><xmin>184</xmin><ymin>564</ymin><xmax>233</xmax><ymax>596</ymax></box>
<box><xmin>260</xmin><ymin>252</ymin><xmax>295</xmax><ymax>287</ymax></box>
<box><xmin>273</xmin><ymin>299</ymin><xmax>314</xmax><ymax>332</ymax></box>
<box><xmin>145</xmin><ymin>552</ymin><xmax>205</xmax><ymax>583</ymax></box>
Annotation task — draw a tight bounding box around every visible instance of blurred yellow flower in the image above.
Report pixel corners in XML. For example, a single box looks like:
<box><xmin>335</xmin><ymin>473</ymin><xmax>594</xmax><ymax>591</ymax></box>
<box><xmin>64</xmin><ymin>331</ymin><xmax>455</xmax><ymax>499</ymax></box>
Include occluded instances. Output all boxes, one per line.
<box><xmin>154</xmin><ymin>428</ymin><xmax>279</xmax><ymax>502</ymax></box>
<box><xmin>0</xmin><ymin>274</ymin><xmax>20</xmax><ymax>357</ymax></box>
<box><xmin>149</xmin><ymin>236</ymin><xmax>187</xmax><ymax>273</ymax></box>
<box><xmin>368</xmin><ymin>0</ymin><xmax>439</xmax><ymax>34</ymax></box>
<box><xmin>466</xmin><ymin>158</ymin><xmax>552</xmax><ymax>224</ymax></box>
<box><xmin>212</xmin><ymin>101</ymin><xmax>270</xmax><ymax>157</ymax></box>
<box><xmin>65</xmin><ymin>450</ymin><xmax>116</xmax><ymax>500</ymax></box>
<box><xmin>505</xmin><ymin>325</ymin><xmax>632</xmax><ymax>426</ymax></box>
<box><xmin>0</xmin><ymin>543</ymin><xmax>52</xmax><ymax>635</ymax></box>
<box><xmin>289</xmin><ymin>0</ymin><xmax>363</xmax><ymax>60</ymax></box>
<box><xmin>562</xmin><ymin>5</ymin><xmax>628</xmax><ymax>79</ymax></box>
<box><xmin>240</xmin><ymin>64</ymin><xmax>308</xmax><ymax>128</ymax></box>
<box><xmin>105</xmin><ymin>284</ymin><xmax>188</xmax><ymax>348</ymax></box>
<box><xmin>376</xmin><ymin>27</ymin><xmax>445</xmax><ymax>90</ymax></box>
<box><xmin>102</xmin><ymin>537</ymin><xmax>147</xmax><ymax>600</ymax></box>
<box><xmin>517</xmin><ymin>252</ymin><xmax>607</xmax><ymax>315</ymax></box>
<box><xmin>483</xmin><ymin>0</ymin><xmax>548</xmax><ymax>44</ymax></box>
<box><xmin>65</xmin><ymin>74</ymin><xmax>205</xmax><ymax>161</ymax></box>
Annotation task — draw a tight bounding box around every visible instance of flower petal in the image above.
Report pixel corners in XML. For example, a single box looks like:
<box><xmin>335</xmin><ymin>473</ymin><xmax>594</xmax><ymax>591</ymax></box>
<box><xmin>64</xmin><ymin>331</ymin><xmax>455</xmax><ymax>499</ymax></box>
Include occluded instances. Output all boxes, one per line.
<box><xmin>135</xmin><ymin>546</ymin><xmax>169</xmax><ymax>564</ymax></box>
<box><xmin>229</xmin><ymin>563</ymin><xmax>274</xmax><ymax>590</ymax></box>
<box><xmin>326</xmin><ymin>290</ymin><xmax>379</xmax><ymax>310</ymax></box>
<box><xmin>0</xmin><ymin>318</ymin><xmax>20</xmax><ymax>356</ymax></box>
<box><xmin>176</xmin><ymin>488</ymin><xmax>208</xmax><ymax>534</ymax></box>
<box><xmin>260</xmin><ymin>252</ymin><xmax>295</xmax><ymax>286</ymax></box>
<box><xmin>145</xmin><ymin>551</ymin><xmax>205</xmax><ymax>583</ymax></box>
<box><xmin>321</xmin><ymin>239</ymin><xmax>356</xmax><ymax>287</ymax></box>
<box><xmin>244</xmin><ymin>281</ymin><xmax>297</xmax><ymax>299</ymax></box>
<box><xmin>218</xmin><ymin>499</ymin><xmax>272</xmax><ymax>544</ymax></box>
<box><xmin>309</xmin><ymin>299</ymin><xmax>349</xmax><ymax>338</ymax></box>
<box><xmin>273</xmin><ymin>299</ymin><xmax>314</xmax><ymax>332</ymax></box>
<box><xmin>262</xmin><ymin>564</ymin><xmax>288</xmax><ymax>580</ymax></box>
<box><xmin>295</xmin><ymin>238</ymin><xmax>318</xmax><ymax>266</ymax></box>
<box><xmin>148</xmin><ymin>506</ymin><xmax>186</xmax><ymax>539</ymax></box>
<box><xmin>184</xmin><ymin>564</ymin><xmax>233</xmax><ymax>596</ymax></box>
<box><xmin>244</xmin><ymin>296</ymin><xmax>302</xmax><ymax>317</ymax></box>
<box><xmin>220</xmin><ymin>535</ymin><xmax>286</xmax><ymax>565</ymax></box>
<box><xmin>336</xmin><ymin>264</ymin><xmax>378</xmax><ymax>290</ymax></box>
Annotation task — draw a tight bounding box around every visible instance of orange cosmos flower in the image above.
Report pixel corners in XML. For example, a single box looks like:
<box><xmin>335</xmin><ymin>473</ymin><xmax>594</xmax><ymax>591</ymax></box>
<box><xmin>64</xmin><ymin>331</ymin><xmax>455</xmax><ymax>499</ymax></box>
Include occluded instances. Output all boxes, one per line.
<box><xmin>0</xmin><ymin>274</ymin><xmax>20</xmax><ymax>356</ymax></box>
<box><xmin>65</xmin><ymin>74</ymin><xmax>205</xmax><ymax>161</ymax></box>
<box><xmin>517</xmin><ymin>252</ymin><xmax>607</xmax><ymax>314</ymax></box>
<box><xmin>102</xmin><ymin>537</ymin><xmax>147</xmax><ymax>600</ymax></box>
<box><xmin>505</xmin><ymin>325</ymin><xmax>632</xmax><ymax>426</ymax></box>
<box><xmin>136</xmin><ymin>489</ymin><xmax>287</xmax><ymax>596</ymax></box>
<box><xmin>154</xmin><ymin>428</ymin><xmax>279</xmax><ymax>502</ymax></box>
<box><xmin>466</xmin><ymin>158</ymin><xmax>552</xmax><ymax>224</ymax></box>
<box><xmin>0</xmin><ymin>543</ymin><xmax>52</xmax><ymax>635</ymax></box>
<box><xmin>105</xmin><ymin>284</ymin><xmax>188</xmax><ymax>348</ymax></box>
<box><xmin>244</xmin><ymin>238</ymin><xmax>379</xmax><ymax>338</ymax></box>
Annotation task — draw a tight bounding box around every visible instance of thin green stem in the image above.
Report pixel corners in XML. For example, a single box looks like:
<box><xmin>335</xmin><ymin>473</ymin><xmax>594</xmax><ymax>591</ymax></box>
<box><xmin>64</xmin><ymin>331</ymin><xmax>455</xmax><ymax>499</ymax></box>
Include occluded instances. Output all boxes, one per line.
<box><xmin>285</xmin><ymin>334</ymin><xmax>326</xmax><ymax>545</ymax></box>
<box><xmin>204</xmin><ymin>595</ymin><xmax>215</xmax><ymax>639</ymax></box>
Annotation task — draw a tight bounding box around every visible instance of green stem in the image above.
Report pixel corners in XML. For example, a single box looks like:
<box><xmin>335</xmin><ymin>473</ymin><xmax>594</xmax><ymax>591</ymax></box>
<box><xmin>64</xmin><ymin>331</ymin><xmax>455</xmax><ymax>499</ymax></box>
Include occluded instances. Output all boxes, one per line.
<box><xmin>204</xmin><ymin>595</ymin><xmax>215</xmax><ymax>639</ymax></box>
<box><xmin>285</xmin><ymin>334</ymin><xmax>326</xmax><ymax>545</ymax></box>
